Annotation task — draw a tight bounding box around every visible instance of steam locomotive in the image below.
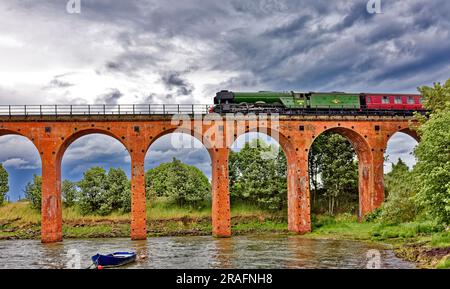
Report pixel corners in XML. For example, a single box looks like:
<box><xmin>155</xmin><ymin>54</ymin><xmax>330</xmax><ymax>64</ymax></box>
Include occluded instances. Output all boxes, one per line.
<box><xmin>212</xmin><ymin>90</ymin><xmax>425</xmax><ymax>115</ymax></box>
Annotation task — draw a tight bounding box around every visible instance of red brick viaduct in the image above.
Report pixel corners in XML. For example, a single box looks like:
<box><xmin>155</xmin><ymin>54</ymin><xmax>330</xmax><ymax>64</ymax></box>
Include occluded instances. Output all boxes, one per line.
<box><xmin>0</xmin><ymin>113</ymin><xmax>419</xmax><ymax>243</ymax></box>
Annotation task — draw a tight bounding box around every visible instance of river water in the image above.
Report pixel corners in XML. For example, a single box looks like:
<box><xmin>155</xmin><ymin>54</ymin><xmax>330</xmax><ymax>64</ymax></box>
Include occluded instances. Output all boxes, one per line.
<box><xmin>0</xmin><ymin>234</ymin><xmax>415</xmax><ymax>269</ymax></box>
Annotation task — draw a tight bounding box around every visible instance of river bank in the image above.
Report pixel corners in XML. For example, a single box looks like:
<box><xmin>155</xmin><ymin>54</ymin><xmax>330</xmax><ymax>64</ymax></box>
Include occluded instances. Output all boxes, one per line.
<box><xmin>1</xmin><ymin>202</ymin><xmax>449</xmax><ymax>268</ymax></box>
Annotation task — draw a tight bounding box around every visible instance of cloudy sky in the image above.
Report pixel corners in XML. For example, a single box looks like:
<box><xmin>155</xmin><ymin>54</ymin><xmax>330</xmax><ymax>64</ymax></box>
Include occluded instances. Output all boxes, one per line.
<box><xmin>1</xmin><ymin>0</ymin><xmax>448</xmax><ymax>200</ymax></box>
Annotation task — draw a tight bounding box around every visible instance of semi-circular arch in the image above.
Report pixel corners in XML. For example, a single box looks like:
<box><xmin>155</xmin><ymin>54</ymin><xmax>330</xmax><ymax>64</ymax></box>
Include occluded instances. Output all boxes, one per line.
<box><xmin>307</xmin><ymin>126</ymin><xmax>373</xmax><ymax>219</ymax></box>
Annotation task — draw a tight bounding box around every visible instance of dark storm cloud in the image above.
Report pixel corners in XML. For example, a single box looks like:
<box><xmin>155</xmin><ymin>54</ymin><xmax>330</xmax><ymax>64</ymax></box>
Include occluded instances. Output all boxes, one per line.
<box><xmin>161</xmin><ymin>72</ymin><xmax>193</xmax><ymax>96</ymax></box>
<box><xmin>15</xmin><ymin>0</ymin><xmax>450</xmax><ymax>93</ymax></box>
<box><xmin>95</xmin><ymin>88</ymin><xmax>123</xmax><ymax>104</ymax></box>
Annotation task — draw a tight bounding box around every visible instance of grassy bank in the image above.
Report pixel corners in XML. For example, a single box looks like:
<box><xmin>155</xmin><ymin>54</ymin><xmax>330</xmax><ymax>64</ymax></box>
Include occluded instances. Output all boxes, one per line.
<box><xmin>0</xmin><ymin>200</ymin><xmax>287</xmax><ymax>239</ymax></box>
<box><xmin>307</xmin><ymin>214</ymin><xmax>450</xmax><ymax>268</ymax></box>
<box><xmin>1</xmin><ymin>202</ymin><xmax>448</xmax><ymax>268</ymax></box>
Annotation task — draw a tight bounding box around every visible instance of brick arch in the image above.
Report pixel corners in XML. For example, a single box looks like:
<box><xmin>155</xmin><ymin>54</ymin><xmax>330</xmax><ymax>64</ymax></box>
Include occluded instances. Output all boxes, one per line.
<box><xmin>232</xmin><ymin>127</ymin><xmax>307</xmax><ymax>232</ymax></box>
<box><xmin>384</xmin><ymin>128</ymin><xmax>420</xmax><ymax>152</ymax></box>
<box><xmin>307</xmin><ymin>126</ymin><xmax>373</xmax><ymax>219</ymax></box>
<box><xmin>56</xmin><ymin>128</ymin><xmax>130</xmax><ymax>164</ymax></box>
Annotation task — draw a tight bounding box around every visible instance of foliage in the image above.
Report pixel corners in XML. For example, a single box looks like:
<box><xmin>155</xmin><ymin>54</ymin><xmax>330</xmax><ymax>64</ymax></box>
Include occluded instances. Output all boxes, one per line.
<box><xmin>229</xmin><ymin>139</ymin><xmax>287</xmax><ymax>211</ymax></box>
<box><xmin>0</xmin><ymin>163</ymin><xmax>9</xmax><ymax>205</ymax></box>
<box><xmin>145</xmin><ymin>158</ymin><xmax>210</xmax><ymax>209</ymax></box>
<box><xmin>24</xmin><ymin>175</ymin><xmax>42</xmax><ymax>210</ymax></box>
<box><xmin>309</xmin><ymin>132</ymin><xmax>358</xmax><ymax>215</ymax></box>
<box><xmin>378</xmin><ymin>159</ymin><xmax>419</xmax><ymax>224</ymax></box>
<box><xmin>77</xmin><ymin>167</ymin><xmax>131</xmax><ymax>215</ymax></box>
<box><xmin>62</xmin><ymin>180</ymin><xmax>77</xmax><ymax>207</ymax></box>
<box><xmin>418</xmin><ymin>79</ymin><xmax>450</xmax><ymax>113</ymax></box>
<box><xmin>414</xmin><ymin>110</ymin><xmax>450</xmax><ymax>226</ymax></box>
<box><xmin>106</xmin><ymin>168</ymin><xmax>131</xmax><ymax>213</ymax></box>
<box><xmin>77</xmin><ymin>167</ymin><xmax>108</xmax><ymax>215</ymax></box>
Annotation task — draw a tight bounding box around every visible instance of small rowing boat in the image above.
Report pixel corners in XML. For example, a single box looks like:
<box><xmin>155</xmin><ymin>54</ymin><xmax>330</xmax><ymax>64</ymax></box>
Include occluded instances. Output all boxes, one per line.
<box><xmin>91</xmin><ymin>252</ymin><xmax>136</xmax><ymax>268</ymax></box>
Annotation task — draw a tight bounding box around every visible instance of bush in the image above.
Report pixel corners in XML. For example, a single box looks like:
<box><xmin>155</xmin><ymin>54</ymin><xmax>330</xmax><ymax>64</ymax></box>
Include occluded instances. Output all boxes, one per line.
<box><xmin>62</xmin><ymin>180</ymin><xmax>77</xmax><ymax>207</ymax></box>
<box><xmin>0</xmin><ymin>163</ymin><xmax>8</xmax><ymax>205</ymax></box>
<box><xmin>378</xmin><ymin>160</ymin><xmax>418</xmax><ymax>224</ymax></box>
<box><xmin>414</xmin><ymin>110</ymin><xmax>450</xmax><ymax>226</ymax></box>
<box><xmin>77</xmin><ymin>167</ymin><xmax>131</xmax><ymax>215</ymax></box>
<box><xmin>229</xmin><ymin>139</ymin><xmax>287</xmax><ymax>211</ymax></box>
<box><xmin>146</xmin><ymin>158</ymin><xmax>210</xmax><ymax>209</ymax></box>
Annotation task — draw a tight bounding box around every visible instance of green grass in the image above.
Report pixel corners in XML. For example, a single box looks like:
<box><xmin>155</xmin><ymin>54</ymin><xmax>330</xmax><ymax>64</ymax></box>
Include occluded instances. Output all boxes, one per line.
<box><xmin>0</xmin><ymin>199</ymin><xmax>283</xmax><ymax>239</ymax></box>
<box><xmin>307</xmin><ymin>214</ymin><xmax>377</xmax><ymax>240</ymax></box>
<box><xmin>371</xmin><ymin>222</ymin><xmax>444</xmax><ymax>243</ymax></box>
<box><xmin>436</xmin><ymin>256</ymin><xmax>450</xmax><ymax>269</ymax></box>
<box><xmin>232</xmin><ymin>220</ymin><xmax>287</xmax><ymax>232</ymax></box>
<box><xmin>430</xmin><ymin>232</ymin><xmax>450</xmax><ymax>248</ymax></box>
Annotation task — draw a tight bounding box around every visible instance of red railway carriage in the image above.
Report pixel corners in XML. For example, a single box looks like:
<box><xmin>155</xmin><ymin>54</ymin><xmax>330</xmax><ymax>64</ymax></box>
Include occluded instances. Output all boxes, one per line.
<box><xmin>363</xmin><ymin>93</ymin><xmax>423</xmax><ymax>110</ymax></box>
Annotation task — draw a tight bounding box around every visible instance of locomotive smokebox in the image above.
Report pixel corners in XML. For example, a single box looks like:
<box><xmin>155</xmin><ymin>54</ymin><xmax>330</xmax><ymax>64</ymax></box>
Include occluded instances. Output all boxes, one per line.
<box><xmin>215</xmin><ymin>90</ymin><xmax>234</xmax><ymax>104</ymax></box>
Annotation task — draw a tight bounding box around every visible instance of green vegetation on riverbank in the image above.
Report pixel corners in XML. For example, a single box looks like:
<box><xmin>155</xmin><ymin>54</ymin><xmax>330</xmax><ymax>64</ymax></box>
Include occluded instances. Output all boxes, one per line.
<box><xmin>1</xmin><ymin>201</ymin><xmax>449</xmax><ymax>268</ymax></box>
<box><xmin>0</xmin><ymin>200</ymin><xmax>286</xmax><ymax>238</ymax></box>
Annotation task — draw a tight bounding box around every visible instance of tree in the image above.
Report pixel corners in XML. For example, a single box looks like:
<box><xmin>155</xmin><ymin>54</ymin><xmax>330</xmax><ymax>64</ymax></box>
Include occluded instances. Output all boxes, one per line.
<box><xmin>62</xmin><ymin>180</ymin><xmax>77</xmax><ymax>207</ymax></box>
<box><xmin>145</xmin><ymin>158</ymin><xmax>210</xmax><ymax>208</ymax></box>
<box><xmin>77</xmin><ymin>167</ymin><xmax>109</xmax><ymax>215</ymax></box>
<box><xmin>418</xmin><ymin>79</ymin><xmax>450</xmax><ymax>113</ymax></box>
<box><xmin>106</xmin><ymin>167</ymin><xmax>131</xmax><ymax>213</ymax></box>
<box><xmin>412</xmin><ymin>79</ymin><xmax>450</xmax><ymax>226</ymax></box>
<box><xmin>319</xmin><ymin>133</ymin><xmax>358</xmax><ymax>215</ymax></box>
<box><xmin>0</xmin><ymin>163</ymin><xmax>8</xmax><ymax>205</ymax></box>
<box><xmin>414</xmin><ymin>110</ymin><xmax>450</xmax><ymax>225</ymax></box>
<box><xmin>379</xmin><ymin>159</ymin><xmax>418</xmax><ymax>224</ymax></box>
<box><xmin>24</xmin><ymin>175</ymin><xmax>42</xmax><ymax>210</ymax></box>
<box><xmin>308</xmin><ymin>134</ymin><xmax>328</xmax><ymax>209</ymax></box>
<box><xmin>308</xmin><ymin>133</ymin><xmax>358</xmax><ymax>215</ymax></box>
<box><xmin>229</xmin><ymin>139</ymin><xmax>287</xmax><ymax>211</ymax></box>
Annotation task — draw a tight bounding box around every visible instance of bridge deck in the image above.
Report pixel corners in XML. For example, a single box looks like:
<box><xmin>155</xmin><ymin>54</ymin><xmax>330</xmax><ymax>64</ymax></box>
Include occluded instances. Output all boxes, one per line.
<box><xmin>0</xmin><ymin>114</ymin><xmax>416</xmax><ymax>122</ymax></box>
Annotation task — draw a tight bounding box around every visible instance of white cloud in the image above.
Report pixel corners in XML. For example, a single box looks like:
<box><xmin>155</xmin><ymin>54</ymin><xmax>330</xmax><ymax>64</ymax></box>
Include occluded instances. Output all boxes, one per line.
<box><xmin>2</xmin><ymin>157</ymin><xmax>40</xmax><ymax>170</ymax></box>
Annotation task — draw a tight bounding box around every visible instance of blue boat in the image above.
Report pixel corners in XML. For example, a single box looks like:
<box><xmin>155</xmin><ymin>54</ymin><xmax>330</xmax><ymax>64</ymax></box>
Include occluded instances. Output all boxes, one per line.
<box><xmin>91</xmin><ymin>252</ymin><xmax>137</xmax><ymax>268</ymax></box>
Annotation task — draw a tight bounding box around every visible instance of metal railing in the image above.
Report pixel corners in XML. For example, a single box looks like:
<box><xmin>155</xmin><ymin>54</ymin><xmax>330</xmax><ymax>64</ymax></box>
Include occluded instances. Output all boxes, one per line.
<box><xmin>0</xmin><ymin>104</ymin><xmax>427</xmax><ymax>117</ymax></box>
<box><xmin>0</xmin><ymin>104</ymin><xmax>213</xmax><ymax>116</ymax></box>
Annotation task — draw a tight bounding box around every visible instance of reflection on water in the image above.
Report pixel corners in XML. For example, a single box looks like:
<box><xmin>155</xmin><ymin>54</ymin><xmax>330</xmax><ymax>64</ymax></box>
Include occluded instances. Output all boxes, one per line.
<box><xmin>0</xmin><ymin>234</ymin><xmax>415</xmax><ymax>269</ymax></box>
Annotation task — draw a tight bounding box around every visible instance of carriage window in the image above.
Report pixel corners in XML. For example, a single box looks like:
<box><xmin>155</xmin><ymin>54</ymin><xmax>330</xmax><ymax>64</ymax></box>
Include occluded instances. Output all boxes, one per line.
<box><xmin>394</xmin><ymin>96</ymin><xmax>402</xmax><ymax>104</ymax></box>
<box><xmin>407</xmin><ymin>96</ymin><xmax>414</xmax><ymax>104</ymax></box>
<box><xmin>367</xmin><ymin>96</ymin><xmax>371</xmax><ymax>103</ymax></box>
<box><xmin>419</xmin><ymin>97</ymin><xmax>423</xmax><ymax>104</ymax></box>
<box><xmin>382</xmin><ymin>96</ymin><xmax>389</xmax><ymax>104</ymax></box>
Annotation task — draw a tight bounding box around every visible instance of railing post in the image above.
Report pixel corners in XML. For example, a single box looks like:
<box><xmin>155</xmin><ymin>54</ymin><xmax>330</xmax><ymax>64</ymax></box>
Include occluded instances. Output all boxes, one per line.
<box><xmin>192</xmin><ymin>104</ymin><xmax>194</xmax><ymax>115</ymax></box>
<box><xmin>8</xmin><ymin>105</ymin><xmax>11</xmax><ymax>117</ymax></box>
<box><xmin>40</xmin><ymin>105</ymin><xmax>42</xmax><ymax>116</ymax></box>
<box><xmin>148</xmin><ymin>104</ymin><xmax>151</xmax><ymax>114</ymax></box>
<box><xmin>103</xmin><ymin>104</ymin><xmax>106</xmax><ymax>115</ymax></box>
<box><xmin>70</xmin><ymin>105</ymin><xmax>72</xmax><ymax>116</ymax></box>
<box><xmin>163</xmin><ymin>104</ymin><xmax>165</xmax><ymax>115</ymax></box>
<box><xmin>24</xmin><ymin>105</ymin><xmax>27</xmax><ymax>116</ymax></box>
<box><xmin>133</xmin><ymin>104</ymin><xmax>135</xmax><ymax>115</ymax></box>
<box><xmin>88</xmin><ymin>105</ymin><xmax>90</xmax><ymax>115</ymax></box>
<box><xmin>55</xmin><ymin>105</ymin><xmax>57</xmax><ymax>116</ymax></box>
<box><xmin>118</xmin><ymin>105</ymin><xmax>120</xmax><ymax>115</ymax></box>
